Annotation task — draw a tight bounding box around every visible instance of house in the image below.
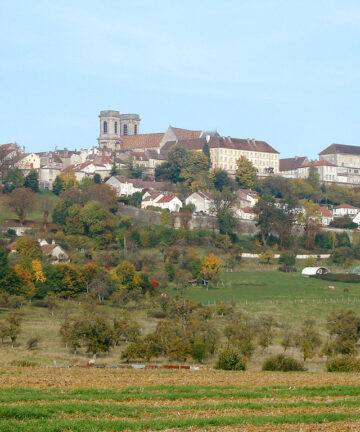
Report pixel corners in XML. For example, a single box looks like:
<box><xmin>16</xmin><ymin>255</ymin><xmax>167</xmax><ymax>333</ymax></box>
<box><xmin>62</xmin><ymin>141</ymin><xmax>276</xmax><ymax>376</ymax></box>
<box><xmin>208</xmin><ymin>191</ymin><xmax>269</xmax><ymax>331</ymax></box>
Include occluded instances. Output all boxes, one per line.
<box><xmin>105</xmin><ymin>176</ymin><xmax>169</xmax><ymax>197</ymax></box>
<box><xmin>15</xmin><ymin>153</ymin><xmax>41</xmax><ymax>175</ymax></box>
<box><xmin>41</xmin><ymin>240</ymin><xmax>69</xmax><ymax>263</ymax></box>
<box><xmin>297</xmin><ymin>160</ymin><xmax>338</xmax><ymax>182</ymax></box>
<box><xmin>237</xmin><ymin>189</ymin><xmax>260</xmax><ymax>207</ymax></box>
<box><xmin>333</xmin><ymin>204</ymin><xmax>358</xmax><ymax>217</ymax></box>
<box><xmin>236</xmin><ymin>207</ymin><xmax>257</xmax><ymax>221</ymax></box>
<box><xmin>73</xmin><ymin>160</ymin><xmax>111</xmax><ymax>181</ymax></box>
<box><xmin>319</xmin><ymin>143</ymin><xmax>360</xmax><ymax>169</ymax></box>
<box><xmin>141</xmin><ymin>192</ymin><xmax>182</xmax><ymax>212</ymax></box>
<box><xmin>185</xmin><ymin>191</ymin><xmax>214</xmax><ymax>214</ymax></box>
<box><xmin>319</xmin><ymin>207</ymin><xmax>333</xmax><ymax>226</ymax></box>
<box><xmin>279</xmin><ymin>156</ymin><xmax>309</xmax><ymax>178</ymax></box>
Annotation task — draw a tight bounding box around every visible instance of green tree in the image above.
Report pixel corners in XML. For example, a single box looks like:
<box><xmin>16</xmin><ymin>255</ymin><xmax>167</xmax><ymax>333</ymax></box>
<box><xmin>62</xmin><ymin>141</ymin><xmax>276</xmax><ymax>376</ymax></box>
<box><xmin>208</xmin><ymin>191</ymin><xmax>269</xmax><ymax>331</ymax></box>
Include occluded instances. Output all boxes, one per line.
<box><xmin>93</xmin><ymin>173</ymin><xmax>101</xmax><ymax>184</ymax></box>
<box><xmin>296</xmin><ymin>320</ymin><xmax>321</xmax><ymax>362</ymax></box>
<box><xmin>110</xmin><ymin>159</ymin><xmax>118</xmax><ymax>176</ymax></box>
<box><xmin>212</xmin><ymin>189</ymin><xmax>237</xmax><ymax>235</ymax></box>
<box><xmin>24</xmin><ymin>169</ymin><xmax>39</xmax><ymax>192</ymax></box>
<box><xmin>155</xmin><ymin>145</ymin><xmax>191</xmax><ymax>183</ymax></box>
<box><xmin>235</xmin><ymin>156</ymin><xmax>257</xmax><ymax>189</ymax></box>
<box><xmin>65</xmin><ymin>204</ymin><xmax>84</xmax><ymax>235</ymax></box>
<box><xmin>15</xmin><ymin>237</ymin><xmax>42</xmax><ymax>261</ymax></box>
<box><xmin>52</xmin><ymin>176</ymin><xmax>64</xmax><ymax>195</ymax></box>
<box><xmin>209</xmin><ymin>168</ymin><xmax>235</xmax><ymax>191</ymax></box>
<box><xmin>180</xmin><ymin>151</ymin><xmax>210</xmax><ymax>188</ymax></box>
<box><xmin>326</xmin><ymin>310</ymin><xmax>360</xmax><ymax>355</ymax></box>
<box><xmin>52</xmin><ymin>199</ymin><xmax>70</xmax><ymax>225</ymax></box>
<box><xmin>80</xmin><ymin>201</ymin><xmax>115</xmax><ymax>241</ymax></box>
<box><xmin>160</xmin><ymin>209</ymin><xmax>172</xmax><ymax>227</ymax></box>
<box><xmin>3</xmin><ymin>168</ymin><xmax>24</xmax><ymax>193</ymax></box>
<box><xmin>112</xmin><ymin>261</ymin><xmax>141</xmax><ymax>293</ymax></box>
<box><xmin>307</xmin><ymin>164</ymin><xmax>320</xmax><ymax>190</ymax></box>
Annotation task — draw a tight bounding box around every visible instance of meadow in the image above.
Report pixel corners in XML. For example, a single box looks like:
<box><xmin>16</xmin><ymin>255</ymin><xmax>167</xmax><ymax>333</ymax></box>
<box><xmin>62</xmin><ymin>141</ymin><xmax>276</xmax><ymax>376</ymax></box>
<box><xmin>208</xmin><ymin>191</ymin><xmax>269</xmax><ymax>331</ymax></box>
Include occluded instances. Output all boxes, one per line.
<box><xmin>1</xmin><ymin>368</ymin><xmax>360</xmax><ymax>431</ymax></box>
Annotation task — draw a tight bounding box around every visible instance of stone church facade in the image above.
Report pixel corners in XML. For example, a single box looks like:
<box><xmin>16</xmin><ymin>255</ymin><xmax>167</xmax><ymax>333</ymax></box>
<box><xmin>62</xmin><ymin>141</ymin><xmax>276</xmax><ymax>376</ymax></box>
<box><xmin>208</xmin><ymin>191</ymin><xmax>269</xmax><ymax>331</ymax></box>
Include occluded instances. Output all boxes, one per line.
<box><xmin>97</xmin><ymin>110</ymin><xmax>141</xmax><ymax>150</ymax></box>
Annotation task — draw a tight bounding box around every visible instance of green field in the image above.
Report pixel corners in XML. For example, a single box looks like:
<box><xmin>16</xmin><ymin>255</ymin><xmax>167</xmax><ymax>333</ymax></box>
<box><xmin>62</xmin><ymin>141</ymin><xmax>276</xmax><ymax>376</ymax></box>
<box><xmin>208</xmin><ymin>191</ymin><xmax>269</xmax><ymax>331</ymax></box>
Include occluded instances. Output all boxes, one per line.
<box><xmin>171</xmin><ymin>271</ymin><xmax>360</xmax><ymax>324</ymax></box>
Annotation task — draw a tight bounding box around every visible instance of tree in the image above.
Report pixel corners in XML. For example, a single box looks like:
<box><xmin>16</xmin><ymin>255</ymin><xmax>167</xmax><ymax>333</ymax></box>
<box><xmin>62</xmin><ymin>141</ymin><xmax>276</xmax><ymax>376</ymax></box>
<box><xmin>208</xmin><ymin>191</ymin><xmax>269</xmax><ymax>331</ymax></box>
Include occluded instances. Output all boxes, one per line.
<box><xmin>235</xmin><ymin>156</ymin><xmax>257</xmax><ymax>189</ymax></box>
<box><xmin>65</xmin><ymin>204</ymin><xmax>84</xmax><ymax>235</ymax></box>
<box><xmin>40</xmin><ymin>196</ymin><xmax>54</xmax><ymax>228</ymax></box>
<box><xmin>254</xmin><ymin>197</ymin><xmax>278</xmax><ymax>246</ymax></box>
<box><xmin>202</xmin><ymin>141</ymin><xmax>211</xmax><ymax>161</ymax></box>
<box><xmin>155</xmin><ymin>145</ymin><xmax>191</xmax><ymax>183</ymax></box>
<box><xmin>328</xmin><ymin>231</ymin><xmax>338</xmax><ymax>251</ymax></box>
<box><xmin>24</xmin><ymin>169</ymin><xmax>39</xmax><ymax>192</ymax></box>
<box><xmin>180</xmin><ymin>151</ymin><xmax>210</xmax><ymax>188</ymax></box>
<box><xmin>307</xmin><ymin>164</ymin><xmax>320</xmax><ymax>190</ymax></box>
<box><xmin>80</xmin><ymin>201</ymin><xmax>115</xmax><ymax>242</ymax></box>
<box><xmin>259</xmin><ymin>249</ymin><xmax>274</xmax><ymax>264</ymax></box>
<box><xmin>52</xmin><ymin>176</ymin><xmax>64</xmax><ymax>195</ymax></box>
<box><xmin>93</xmin><ymin>173</ymin><xmax>101</xmax><ymax>184</ymax></box>
<box><xmin>83</xmin><ymin>184</ymin><xmax>118</xmax><ymax>212</ymax></box>
<box><xmin>160</xmin><ymin>209</ymin><xmax>172</xmax><ymax>227</ymax></box>
<box><xmin>209</xmin><ymin>168</ymin><xmax>235</xmax><ymax>192</ymax></box>
<box><xmin>212</xmin><ymin>189</ymin><xmax>237</xmax><ymax>235</ymax></box>
<box><xmin>110</xmin><ymin>159</ymin><xmax>118</xmax><ymax>176</ymax></box>
<box><xmin>5</xmin><ymin>187</ymin><xmax>35</xmax><ymax>225</ymax></box>
<box><xmin>224</xmin><ymin>315</ymin><xmax>256</xmax><ymax>359</ymax></box>
<box><xmin>3</xmin><ymin>168</ymin><xmax>24</xmax><ymax>193</ymax></box>
<box><xmin>15</xmin><ymin>237</ymin><xmax>42</xmax><ymax>261</ymax></box>
<box><xmin>201</xmin><ymin>254</ymin><xmax>221</xmax><ymax>286</ymax></box>
<box><xmin>296</xmin><ymin>320</ymin><xmax>321</xmax><ymax>362</ymax></box>
<box><xmin>125</xmin><ymin>157</ymin><xmax>145</xmax><ymax>179</ymax></box>
<box><xmin>112</xmin><ymin>261</ymin><xmax>141</xmax><ymax>293</ymax></box>
<box><xmin>6</xmin><ymin>314</ymin><xmax>22</xmax><ymax>347</ymax></box>
<box><xmin>326</xmin><ymin>310</ymin><xmax>360</xmax><ymax>355</ymax></box>
<box><xmin>52</xmin><ymin>199</ymin><xmax>70</xmax><ymax>225</ymax></box>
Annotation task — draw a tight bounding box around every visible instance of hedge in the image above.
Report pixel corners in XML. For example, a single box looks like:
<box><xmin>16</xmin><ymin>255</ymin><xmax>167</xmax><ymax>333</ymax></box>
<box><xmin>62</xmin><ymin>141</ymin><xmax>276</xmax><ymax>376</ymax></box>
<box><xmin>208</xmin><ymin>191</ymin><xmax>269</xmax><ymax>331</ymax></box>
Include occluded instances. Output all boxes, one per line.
<box><xmin>311</xmin><ymin>273</ymin><xmax>360</xmax><ymax>283</ymax></box>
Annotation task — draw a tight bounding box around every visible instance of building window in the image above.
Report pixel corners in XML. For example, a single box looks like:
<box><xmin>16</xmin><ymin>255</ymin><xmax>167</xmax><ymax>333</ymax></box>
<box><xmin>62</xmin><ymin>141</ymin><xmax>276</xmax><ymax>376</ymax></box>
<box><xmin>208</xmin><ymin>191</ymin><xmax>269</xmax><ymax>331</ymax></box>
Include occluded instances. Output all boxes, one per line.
<box><xmin>103</xmin><ymin>121</ymin><xmax>108</xmax><ymax>134</ymax></box>
<box><xmin>134</xmin><ymin>124</ymin><xmax>137</xmax><ymax>135</ymax></box>
<box><xmin>114</xmin><ymin>121</ymin><xmax>118</xmax><ymax>134</ymax></box>
<box><xmin>123</xmin><ymin>124</ymin><xmax>128</xmax><ymax>136</ymax></box>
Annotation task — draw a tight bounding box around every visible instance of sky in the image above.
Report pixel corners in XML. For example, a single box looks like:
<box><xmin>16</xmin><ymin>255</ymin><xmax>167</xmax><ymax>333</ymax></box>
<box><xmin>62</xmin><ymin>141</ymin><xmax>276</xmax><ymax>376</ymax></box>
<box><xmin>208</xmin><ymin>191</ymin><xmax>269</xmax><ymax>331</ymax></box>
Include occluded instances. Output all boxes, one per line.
<box><xmin>0</xmin><ymin>0</ymin><xmax>360</xmax><ymax>158</ymax></box>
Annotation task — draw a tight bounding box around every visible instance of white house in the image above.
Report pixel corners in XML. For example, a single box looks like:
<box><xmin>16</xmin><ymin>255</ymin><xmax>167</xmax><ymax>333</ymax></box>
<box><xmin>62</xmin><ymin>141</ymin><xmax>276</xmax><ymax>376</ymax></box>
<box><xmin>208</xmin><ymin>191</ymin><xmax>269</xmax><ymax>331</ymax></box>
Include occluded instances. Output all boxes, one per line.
<box><xmin>73</xmin><ymin>161</ymin><xmax>111</xmax><ymax>181</ymax></box>
<box><xmin>15</xmin><ymin>153</ymin><xmax>41</xmax><ymax>175</ymax></box>
<box><xmin>105</xmin><ymin>176</ymin><xmax>168</xmax><ymax>197</ymax></box>
<box><xmin>185</xmin><ymin>191</ymin><xmax>214</xmax><ymax>214</ymax></box>
<box><xmin>142</xmin><ymin>192</ymin><xmax>182</xmax><ymax>212</ymax></box>
<box><xmin>41</xmin><ymin>240</ymin><xmax>69</xmax><ymax>263</ymax></box>
<box><xmin>236</xmin><ymin>207</ymin><xmax>257</xmax><ymax>221</ymax></box>
<box><xmin>237</xmin><ymin>189</ymin><xmax>260</xmax><ymax>207</ymax></box>
<box><xmin>319</xmin><ymin>207</ymin><xmax>333</xmax><ymax>226</ymax></box>
<box><xmin>352</xmin><ymin>212</ymin><xmax>360</xmax><ymax>226</ymax></box>
<box><xmin>333</xmin><ymin>204</ymin><xmax>358</xmax><ymax>217</ymax></box>
<box><xmin>297</xmin><ymin>160</ymin><xmax>338</xmax><ymax>182</ymax></box>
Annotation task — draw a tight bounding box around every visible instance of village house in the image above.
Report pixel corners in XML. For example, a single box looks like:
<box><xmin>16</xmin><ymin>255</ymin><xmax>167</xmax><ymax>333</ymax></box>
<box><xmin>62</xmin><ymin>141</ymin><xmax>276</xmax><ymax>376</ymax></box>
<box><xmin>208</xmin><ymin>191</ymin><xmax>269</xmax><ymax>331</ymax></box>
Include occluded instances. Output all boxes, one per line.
<box><xmin>141</xmin><ymin>191</ymin><xmax>182</xmax><ymax>212</ymax></box>
<box><xmin>236</xmin><ymin>207</ymin><xmax>257</xmax><ymax>221</ymax></box>
<box><xmin>333</xmin><ymin>204</ymin><xmax>359</xmax><ymax>217</ymax></box>
<box><xmin>319</xmin><ymin>207</ymin><xmax>333</xmax><ymax>226</ymax></box>
<box><xmin>185</xmin><ymin>191</ymin><xmax>214</xmax><ymax>214</ymax></box>
<box><xmin>237</xmin><ymin>189</ymin><xmax>260</xmax><ymax>207</ymax></box>
<box><xmin>105</xmin><ymin>175</ymin><xmax>169</xmax><ymax>197</ymax></box>
<box><xmin>15</xmin><ymin>153</ymin><xmax>41</xmax><ymax>175</ymax></box>
<box><xmin>41</xmin><ymin>240</ymin><xmax>69</xmax><ymax>263</ymax></box>
<box><xmin>297</xmin><ymin>160</ymin><xmax>338</xmax><ymax>182</ymax></box>
<box><xmin>279</xmin><ymin>156</ymin><xmax>309</xmax><ymax>178</ymax></box>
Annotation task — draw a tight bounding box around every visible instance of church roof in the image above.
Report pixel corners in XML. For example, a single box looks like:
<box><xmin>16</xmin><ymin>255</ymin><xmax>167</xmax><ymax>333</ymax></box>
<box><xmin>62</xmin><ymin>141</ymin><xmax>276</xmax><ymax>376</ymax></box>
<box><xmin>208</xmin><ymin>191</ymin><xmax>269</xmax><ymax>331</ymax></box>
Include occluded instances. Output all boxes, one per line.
<box><xmin>319</xmin><ymin>144</ymin><xmax>360</xmax><ymax>156</ymax></box>
<box><xmin>121</xmin><ymin>133</ymin><xmax>164</xmax><ymax>150</ymax></box>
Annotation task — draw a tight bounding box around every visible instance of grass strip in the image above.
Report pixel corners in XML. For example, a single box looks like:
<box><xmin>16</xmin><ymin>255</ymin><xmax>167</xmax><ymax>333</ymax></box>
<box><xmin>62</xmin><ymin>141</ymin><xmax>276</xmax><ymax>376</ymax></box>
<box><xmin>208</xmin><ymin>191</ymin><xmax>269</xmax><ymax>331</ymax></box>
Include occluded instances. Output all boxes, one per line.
<box><xmin>1</xmin><ymin>412</ymin><xmax>360</xmax><ymax>431</ymax></box>
<box><xmin>3</xmin><ymin>398</ymin><xmax>360</xmax><ymax>420</ymax></box>
<box><xmin>2</xmin><ymin>385</ymin><xmax>360</xmax><ymax>403</ymax></box>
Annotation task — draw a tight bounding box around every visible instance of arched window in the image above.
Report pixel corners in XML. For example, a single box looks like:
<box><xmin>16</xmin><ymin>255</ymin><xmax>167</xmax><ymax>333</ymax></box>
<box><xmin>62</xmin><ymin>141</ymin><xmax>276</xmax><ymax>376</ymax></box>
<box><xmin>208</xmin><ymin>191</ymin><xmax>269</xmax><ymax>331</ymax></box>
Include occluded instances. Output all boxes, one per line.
<box><xmin>123</xmin><ymin>124</ymin><xmax>128</xmax><ymax>136</ymax></box>
<box><xmin>134</xmin><ymin>124</ymin><xmax>138</xmax><ymax>135</ymax></box>
<box><xmin>103</xmin><ymin>121</ymin><xmax>108</xmax><ymax>134</ymax></box>
<box><xmin>114</xmin><ymin>121</ymin><xmax>118</xmax><ymax>134</ymax></box>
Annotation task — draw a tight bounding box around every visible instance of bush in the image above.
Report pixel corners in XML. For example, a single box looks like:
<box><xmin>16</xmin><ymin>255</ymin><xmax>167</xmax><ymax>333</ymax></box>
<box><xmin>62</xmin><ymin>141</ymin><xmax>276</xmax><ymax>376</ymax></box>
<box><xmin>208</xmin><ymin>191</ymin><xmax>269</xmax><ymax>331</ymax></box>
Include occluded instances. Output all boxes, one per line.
<box><xmin>326</xmin><ymin>355</ymin><xmax>360</xmax><ymax>372</ymax></box>
<box><xmin>262</xmin><ymin>354</ymin><xmax>305</xmax><ymax>372</ymax></box>
<box><xmin>215</xmin><ymin>347</ymin><xmax>246</xmax><ymax>371</ymax></box>
<box><xmin>191</xmin><ymin>341</ymin><xmax>207</xmax><ymax>363</ymax></box>
<box><xmin>26</xmin><ymin>336</ymin><xmax>40</xmax><ymax>350</ymax></box>
<box><xmin>312</xmin><ymin>273</ymin><xmax>360</xmax><ymax>283</ymax></box>
<box><xmin>278</xmin><ymin>265</ymin><xmax>297</xmax><ymax>273</ymax></box>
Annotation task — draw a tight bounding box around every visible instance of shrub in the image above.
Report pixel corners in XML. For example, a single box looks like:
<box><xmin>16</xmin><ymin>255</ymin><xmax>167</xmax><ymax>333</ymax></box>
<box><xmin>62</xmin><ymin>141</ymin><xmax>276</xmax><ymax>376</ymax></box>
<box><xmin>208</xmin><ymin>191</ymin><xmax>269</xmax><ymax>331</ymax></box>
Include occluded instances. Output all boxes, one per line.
<box><xmin>262</xmin><ymin>354</ymin><xmax>305</xmax><ymax>372</ymax></box>
<box><xmin>326</xmin><ymin>355</ymin><xmax>360</xmax><ymax>372</ymax></box>
<box><xmin>215</xmin><ymin>347</ymin><xmax>246</xmax><ymax>371</ymax></box>
<box><xmin>278</xmin><ymin>265</ymin><xmax>297</xmax><ymax>273</ymax></box>
<box><xmin>191</xmin><ymin>341</ymin><xmax>207</xmax><ymax>363</ymax></box>
<box><xmin>26</xmin><ymin>336</ymin><xmax>40</xmax><ymax>350</ymax></box>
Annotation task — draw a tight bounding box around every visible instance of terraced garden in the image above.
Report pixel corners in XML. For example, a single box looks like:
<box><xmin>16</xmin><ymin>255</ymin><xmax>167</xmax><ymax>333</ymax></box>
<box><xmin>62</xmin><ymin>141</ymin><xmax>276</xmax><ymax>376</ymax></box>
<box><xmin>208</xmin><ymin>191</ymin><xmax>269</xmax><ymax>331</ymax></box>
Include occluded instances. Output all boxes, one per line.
<box><xmin>2</xmin><ymin>368</ymin><xmax>360</xmax><ymax>431</ymax></box>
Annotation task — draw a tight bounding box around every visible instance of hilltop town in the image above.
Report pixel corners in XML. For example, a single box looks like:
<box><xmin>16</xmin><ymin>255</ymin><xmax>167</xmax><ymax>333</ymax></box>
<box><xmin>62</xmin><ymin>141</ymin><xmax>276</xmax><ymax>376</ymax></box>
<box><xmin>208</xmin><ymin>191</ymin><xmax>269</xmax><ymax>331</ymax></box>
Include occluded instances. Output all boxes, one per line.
<box><xmin>1</xmin><ymin>109</ymin><xmax>360</xmax><ymax>228</ymax></box>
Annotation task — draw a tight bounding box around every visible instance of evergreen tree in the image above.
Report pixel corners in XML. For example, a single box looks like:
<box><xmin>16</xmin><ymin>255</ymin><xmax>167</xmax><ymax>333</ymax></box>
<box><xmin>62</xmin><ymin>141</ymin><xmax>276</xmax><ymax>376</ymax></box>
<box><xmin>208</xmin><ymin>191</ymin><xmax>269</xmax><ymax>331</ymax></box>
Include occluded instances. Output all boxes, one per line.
<box><xmin>24</xmin><ymin>169</ymin><xmax>39</xmax><ymax>192</ymax></box>
<box><xmin>93</xmin><ymin>173</ymin><xmax>101</xmax><ymax>184</ymax></box>
<box><xmin>307</xmin><ymin>164</ymin><xmax>320</xmax><ymax>190</ymax></box>
<box><xmin>52</xmin><ymin>176</ymin><xmax>64</xmax><ymax>196</ymax></box>
<box><xmin>110</xmin><ymin>159</ymin><xmax>118</xmax><ymax>176</ymax></box>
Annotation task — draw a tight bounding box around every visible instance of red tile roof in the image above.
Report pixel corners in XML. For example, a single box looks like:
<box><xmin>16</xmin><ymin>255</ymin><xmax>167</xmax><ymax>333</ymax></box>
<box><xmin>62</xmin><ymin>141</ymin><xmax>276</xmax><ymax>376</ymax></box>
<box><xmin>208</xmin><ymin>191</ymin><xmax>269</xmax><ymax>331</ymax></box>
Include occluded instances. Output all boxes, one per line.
<box><xmin>156</xmin><ymin>194</ymin><xmax>178</xmax><ymax>203</ymax></box>
<box><xmin>334</xmin><ymin>204</ymin><xmax>358</xmax><ymax>209</ymax></box>
<box><xmin>121</xmin><ymin>133</ymin><xmax>164</xmax><ymax>150</ymax></box>
<box><xmin>319</xmin><ymin>207</ymin><xmax>332</xmax><ymax>218</ymax></box>
<box><xmin>170</xmin><ymin>127</ymin><xmax>202</xmax><ymax>141</ymax></box>
<box><xmin>300</xmin><ymin>160</ymin><xmax>337</xmax><ymax>168</ymax></box>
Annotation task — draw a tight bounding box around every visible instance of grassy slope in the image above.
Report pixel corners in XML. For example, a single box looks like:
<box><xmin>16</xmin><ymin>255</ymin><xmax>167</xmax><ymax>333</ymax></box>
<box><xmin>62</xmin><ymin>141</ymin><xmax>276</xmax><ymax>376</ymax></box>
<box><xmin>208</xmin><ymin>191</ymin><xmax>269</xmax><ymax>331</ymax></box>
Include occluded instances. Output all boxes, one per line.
<box><xmin>0</xmin><ymin>191</ymin><xmax>59</xmax><ymax>224</ymax></box>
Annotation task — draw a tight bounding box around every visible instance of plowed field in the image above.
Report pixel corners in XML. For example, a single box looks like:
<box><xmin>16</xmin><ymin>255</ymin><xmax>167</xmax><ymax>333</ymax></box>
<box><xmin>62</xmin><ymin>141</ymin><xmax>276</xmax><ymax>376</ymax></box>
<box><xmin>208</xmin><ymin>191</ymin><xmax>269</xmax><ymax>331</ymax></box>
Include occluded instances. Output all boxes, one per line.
<box><xmin>1</xmin><ymin>368</ymin><xmax>360</xmax><ymax>431</ymax></box>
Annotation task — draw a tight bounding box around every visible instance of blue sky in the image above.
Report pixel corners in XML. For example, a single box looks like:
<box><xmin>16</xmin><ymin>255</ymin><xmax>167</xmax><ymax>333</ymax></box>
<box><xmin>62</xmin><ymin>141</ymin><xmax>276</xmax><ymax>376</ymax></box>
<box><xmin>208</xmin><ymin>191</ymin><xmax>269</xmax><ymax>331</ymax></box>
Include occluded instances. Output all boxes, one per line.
<box><xmin>0</xmin><ymin>0</ymin><xmax>360</xmax><ymax>157</ymax></box>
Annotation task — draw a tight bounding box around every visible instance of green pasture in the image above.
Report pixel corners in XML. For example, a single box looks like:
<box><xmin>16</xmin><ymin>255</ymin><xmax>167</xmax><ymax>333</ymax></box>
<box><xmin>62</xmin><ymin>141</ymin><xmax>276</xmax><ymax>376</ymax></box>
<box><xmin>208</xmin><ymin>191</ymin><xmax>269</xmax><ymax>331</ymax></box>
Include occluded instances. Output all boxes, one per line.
<box><xmin>172</xmin><ymin>271</ymin><xmax>360</xmax><ymax>323</ymax></box>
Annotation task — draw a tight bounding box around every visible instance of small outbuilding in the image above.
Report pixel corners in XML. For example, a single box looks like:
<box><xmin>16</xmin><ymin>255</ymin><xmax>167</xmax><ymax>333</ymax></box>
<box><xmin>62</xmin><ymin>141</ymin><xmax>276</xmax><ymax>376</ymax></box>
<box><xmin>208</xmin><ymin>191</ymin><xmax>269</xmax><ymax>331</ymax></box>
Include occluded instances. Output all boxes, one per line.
<box><xmin>301</xmin><ymin>267</ymin><xmax>330</xmax><ymax>276</ymax></box>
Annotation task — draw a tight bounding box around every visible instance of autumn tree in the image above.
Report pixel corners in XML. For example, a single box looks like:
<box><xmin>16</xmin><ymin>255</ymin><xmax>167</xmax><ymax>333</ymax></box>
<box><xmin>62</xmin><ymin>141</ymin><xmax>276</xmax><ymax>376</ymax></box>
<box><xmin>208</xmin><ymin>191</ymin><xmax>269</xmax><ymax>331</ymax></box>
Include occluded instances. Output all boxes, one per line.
<box><xmin>235</xmin><ymin>156</ymin><xmax>257</xmax><ymax>189</ymax></box>
<box><xmin>5</xmin><ymin>187</ymin><xmax>35</xmax><ymax>225</ymax></box>
<box><xmin>325</xmin><ymin>310</ymin><xmax>360</xmax><ymax>355</ymax></box>
<box><xmin>296</xmin><ymin>320</ymin><xmax>321</xmax><ymax>362</ymax></box>
<box><xmin>201</xmin><ymin>254</ymin><xmax>221</xmax><ymax>287</ymax></box>
<box><xmin>112</xmin><ymin>261</ymin><xmax>141</xmax><ymax>294</ymax></box>
<box><xmin>180</xmin><ymin>151</ymin><xmax>210</xmax><ymax>189</ymax></box>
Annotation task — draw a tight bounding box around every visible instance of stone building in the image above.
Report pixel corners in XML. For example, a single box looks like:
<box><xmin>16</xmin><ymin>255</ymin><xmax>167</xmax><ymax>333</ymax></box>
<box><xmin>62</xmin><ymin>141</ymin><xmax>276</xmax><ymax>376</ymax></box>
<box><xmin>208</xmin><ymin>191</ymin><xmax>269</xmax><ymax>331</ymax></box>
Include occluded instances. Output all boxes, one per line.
<box><xmin>97</xmin><ymin>110</ymin><xmax>141</xmax><ymax>150</ymax></box>
<box><xmin>319</xmin><ymin>144</ymin><xmax>360</xmax><ymax>168</ymax></box>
